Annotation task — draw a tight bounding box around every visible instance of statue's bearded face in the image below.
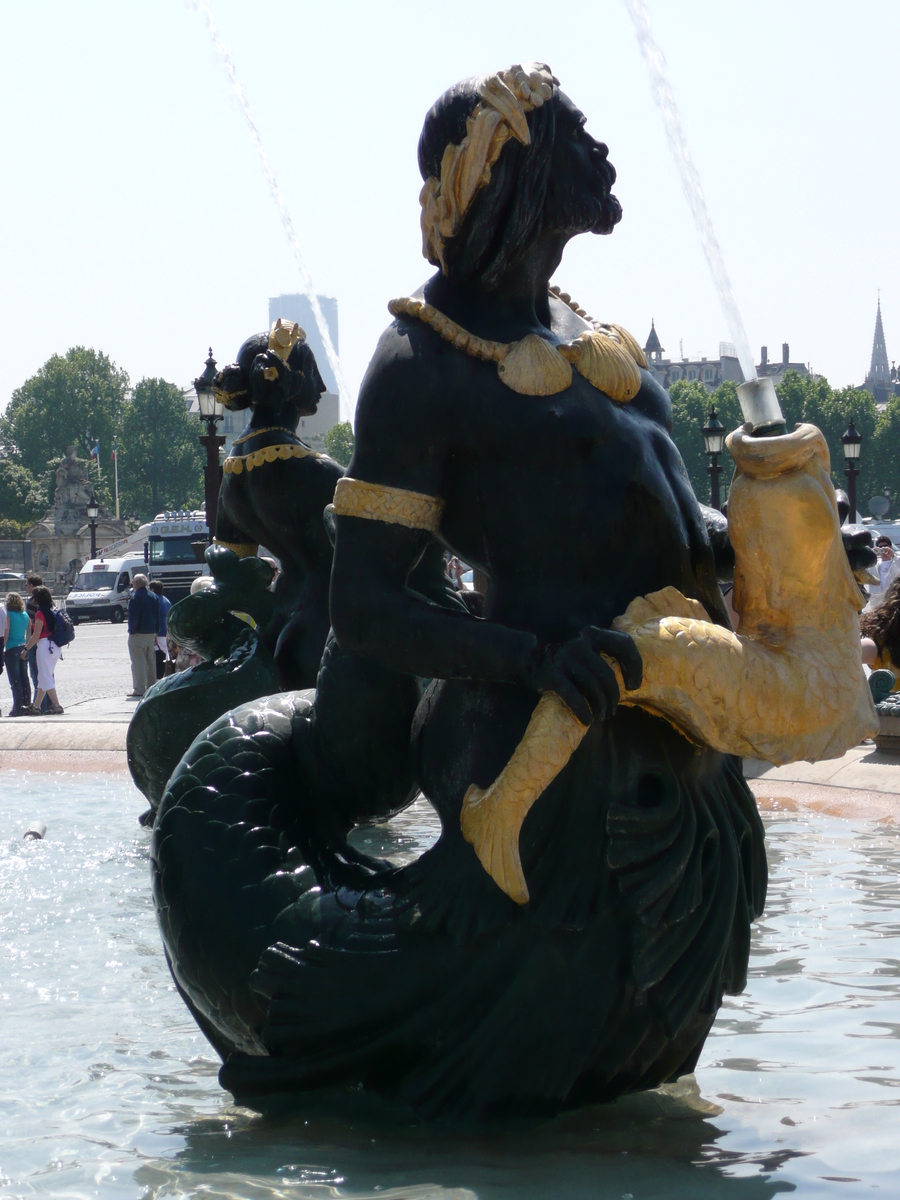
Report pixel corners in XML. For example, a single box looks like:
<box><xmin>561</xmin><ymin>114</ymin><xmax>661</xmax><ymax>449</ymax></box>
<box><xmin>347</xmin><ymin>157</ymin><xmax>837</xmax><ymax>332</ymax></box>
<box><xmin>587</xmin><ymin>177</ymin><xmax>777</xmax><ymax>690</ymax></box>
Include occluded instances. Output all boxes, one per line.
<box><xmin>543</xmin><ymin>92</ymin><xmax>621</xmax><ymax>238</ymax></box>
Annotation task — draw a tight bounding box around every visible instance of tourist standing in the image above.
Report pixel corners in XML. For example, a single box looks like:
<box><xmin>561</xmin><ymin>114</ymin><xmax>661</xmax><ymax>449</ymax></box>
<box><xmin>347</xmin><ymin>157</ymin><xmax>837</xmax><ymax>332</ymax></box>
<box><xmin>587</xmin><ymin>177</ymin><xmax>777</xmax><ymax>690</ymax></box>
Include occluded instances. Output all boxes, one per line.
<box><xmin>861</xmin><ymin>576</ymin><xmax>900</xmax><ymax>691</ymax></box>
<box><xmin>149</xmin><ymin>581</ymin><xmax>171</xmax><ymax>680</ymax></box>
<box><xmin>127</xmin><ymin>574</ymin><xmax>159</xmax><ymax>698</ymax></box>
<box><xmin>0</xmin><ymin>596</ymin><xmax>7</xmax><ymax>711</ymax></box>
<box><xmin>24</xmin><ymin>574</ymin><xmax>50</xmax><ymax>713</ymax></box>
<box><xmin>24</xmin><ymin>585</ymin><xmax>63</xmax><ymax>714</ymax></box>
<box><xmin>4</xmin><ymin>593</ymin><xmax>31</xmax><ymax>716</ymax></box>
<box><xmin>866</xmin><ymin>537</ymin><xmax>900</xmax><ymax>610</ymax></box>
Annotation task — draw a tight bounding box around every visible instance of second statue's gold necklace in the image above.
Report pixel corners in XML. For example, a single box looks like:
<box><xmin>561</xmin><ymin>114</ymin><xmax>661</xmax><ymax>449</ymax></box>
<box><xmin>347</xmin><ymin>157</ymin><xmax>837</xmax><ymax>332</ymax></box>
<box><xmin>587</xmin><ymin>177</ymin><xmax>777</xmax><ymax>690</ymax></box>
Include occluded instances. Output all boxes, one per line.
<box><xmin>231</xmin><ymin>425</ymin><xmax>298</xmax><ymax>447</ymax></box>
<box><xmin>388</xmin><ymin>286</ymin><xmax>648</xmax><ymax>402</ymax></box>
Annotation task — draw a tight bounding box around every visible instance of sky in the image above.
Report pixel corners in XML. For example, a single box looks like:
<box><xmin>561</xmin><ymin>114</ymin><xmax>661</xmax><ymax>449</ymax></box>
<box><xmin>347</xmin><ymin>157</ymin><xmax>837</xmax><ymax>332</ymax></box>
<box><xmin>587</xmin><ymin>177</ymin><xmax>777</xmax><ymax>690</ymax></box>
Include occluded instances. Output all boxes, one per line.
<box><xmin>1</xmin><ymin>1</ymin><xmax>898</xmax><ymax>425</ymax></box>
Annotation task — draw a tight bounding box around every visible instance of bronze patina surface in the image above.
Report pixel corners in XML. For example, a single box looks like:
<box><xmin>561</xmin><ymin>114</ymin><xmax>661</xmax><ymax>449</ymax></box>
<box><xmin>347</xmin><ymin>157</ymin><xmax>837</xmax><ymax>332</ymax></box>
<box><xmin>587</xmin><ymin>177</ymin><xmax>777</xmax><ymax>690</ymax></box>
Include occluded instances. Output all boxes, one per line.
<box><xmin>144</xmin><ymin>64</ymin><xmax>870</xmax><ymax>1120</ymax></box>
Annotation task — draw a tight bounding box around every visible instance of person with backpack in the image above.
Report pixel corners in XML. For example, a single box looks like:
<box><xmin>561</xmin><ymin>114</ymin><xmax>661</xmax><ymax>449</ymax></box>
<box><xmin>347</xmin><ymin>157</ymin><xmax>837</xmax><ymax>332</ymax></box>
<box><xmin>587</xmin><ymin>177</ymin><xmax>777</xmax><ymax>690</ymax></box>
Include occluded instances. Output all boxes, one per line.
<box><xmin>23</xmin><ymin>585</ymin><xmax>63</xmax><ymax>714</ymax></box>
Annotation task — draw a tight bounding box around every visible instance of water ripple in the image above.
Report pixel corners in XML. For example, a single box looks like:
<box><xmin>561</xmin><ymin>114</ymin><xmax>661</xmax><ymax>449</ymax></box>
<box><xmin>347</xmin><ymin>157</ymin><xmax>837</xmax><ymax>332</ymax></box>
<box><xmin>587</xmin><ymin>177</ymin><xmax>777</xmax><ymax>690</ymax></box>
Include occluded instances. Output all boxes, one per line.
<box><xmin>2</xmin><ymin>776</ymin><xmax>900</xmax><ymax>1195</ymax></box>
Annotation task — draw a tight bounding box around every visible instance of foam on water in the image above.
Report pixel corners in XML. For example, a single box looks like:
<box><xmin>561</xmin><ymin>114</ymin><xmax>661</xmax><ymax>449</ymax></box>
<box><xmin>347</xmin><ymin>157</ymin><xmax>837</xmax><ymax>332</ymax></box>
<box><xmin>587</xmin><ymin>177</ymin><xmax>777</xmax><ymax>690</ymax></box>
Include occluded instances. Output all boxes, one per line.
<box><xmin>2</xmin><ymin>772</ymin><xmax>900</xmax><ymax>1196</ymax></box>
<box><xmin>624</xmin><ymin>0</ymin><xmax>757</xmax><ymax>384</ymax></box>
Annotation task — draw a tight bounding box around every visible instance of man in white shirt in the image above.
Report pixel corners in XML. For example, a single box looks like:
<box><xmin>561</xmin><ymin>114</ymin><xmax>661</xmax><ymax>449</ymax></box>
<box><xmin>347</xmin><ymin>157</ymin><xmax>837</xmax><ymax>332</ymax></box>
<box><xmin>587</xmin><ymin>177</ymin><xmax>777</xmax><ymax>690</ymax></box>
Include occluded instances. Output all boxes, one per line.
<box><xmin>866</xmin><ymin>537</ymin><xmax>900</xmax><ymax>609</ymax></box>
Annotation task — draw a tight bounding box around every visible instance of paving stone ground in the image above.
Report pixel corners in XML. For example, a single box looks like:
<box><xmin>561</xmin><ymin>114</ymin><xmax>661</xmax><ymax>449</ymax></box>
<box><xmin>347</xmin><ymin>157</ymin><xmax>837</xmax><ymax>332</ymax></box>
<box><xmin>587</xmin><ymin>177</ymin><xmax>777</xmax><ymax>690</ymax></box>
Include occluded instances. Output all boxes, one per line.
<box><xmin>0</xmin><ymin>618</ymin><xmax>134</xmax><ymax>716</ymax></box>
<box><xmin>0</xmin><ymin>620</ymin><xmax>136</xmax><ymax>768</ymax></box>
<box><xmin>48</xmin><ymin>619</ymin><xmax>134</xmax><ymax>710</ymax></box>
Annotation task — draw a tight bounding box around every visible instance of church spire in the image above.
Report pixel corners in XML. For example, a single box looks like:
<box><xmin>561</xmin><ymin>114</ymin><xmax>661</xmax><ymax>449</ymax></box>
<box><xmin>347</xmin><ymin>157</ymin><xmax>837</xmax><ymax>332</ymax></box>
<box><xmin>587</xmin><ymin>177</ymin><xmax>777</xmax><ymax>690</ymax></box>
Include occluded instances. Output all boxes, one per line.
<box><xmin>644</xmin><ymin>318</ymin><xmax>663</xmax><ymax>359</ymax></box>
<box><xmin>867</xmin><ymin>297</ymin><xmax>890</xmax><ymax>385</ymax></box>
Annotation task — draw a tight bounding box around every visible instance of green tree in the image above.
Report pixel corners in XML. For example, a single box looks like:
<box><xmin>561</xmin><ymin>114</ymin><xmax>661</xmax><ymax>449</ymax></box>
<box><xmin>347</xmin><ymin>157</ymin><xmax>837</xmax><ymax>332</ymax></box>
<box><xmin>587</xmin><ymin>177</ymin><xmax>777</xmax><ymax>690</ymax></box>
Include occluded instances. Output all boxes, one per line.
<box><xmin>870</xmin><ymin>395</ymin><xmax>900</xmax><ymax>509</ymax></box>
<box><xmin>668</xmin><ymin>378</ymin><xmax>743</xmax><ymax>505</ymax></box>
<box><xmin>116</xmin><ymin>378</ymin><xmax>204</xmax><ymax>520</ymax></box>
<box><xmin>1</xmin><ymin>348</ymin><xmax>129</xmax><ymax>493</ymax></box>
<box><xmin>669</xmin><ymin>370</ymin><xmax>886</xmax><ymax>511</ymax></box>
<box><xmin>323</xmin><ymin>420</ymin><xmax>355</xmax><ymax>467</ymax></box>
<box><xmin>775</xmin><ymin>371</ymin><xmax>877</xmax><ymax>499</ymax></box>
<box><xmin>0</xmin><ymin>460</ymin><xmax>45</xmax><ymax>530</ymax></box>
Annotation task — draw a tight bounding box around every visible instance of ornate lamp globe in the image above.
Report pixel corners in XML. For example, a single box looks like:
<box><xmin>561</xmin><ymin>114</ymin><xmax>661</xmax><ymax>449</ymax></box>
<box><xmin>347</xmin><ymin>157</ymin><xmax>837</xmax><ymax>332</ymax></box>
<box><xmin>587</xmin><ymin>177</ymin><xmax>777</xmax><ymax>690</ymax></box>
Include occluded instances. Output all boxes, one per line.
<box><xmin>841</xmin><ymin>418</ymin><xmax>862</xmax><ymax>462</ymax></box>
<box><xmin>702</xmin><ymin>408</ymin><xmax>726</xmax><ymax>456</ymax></box>
<box><xmin>86</xmin><ymin>494</ymin><xmax>100</xmax><ymax>520</ymax></box>
<box><xmin>194</xmin><ymin>348</ymin><xmax>222</xmax><ymax>421</ymax></box>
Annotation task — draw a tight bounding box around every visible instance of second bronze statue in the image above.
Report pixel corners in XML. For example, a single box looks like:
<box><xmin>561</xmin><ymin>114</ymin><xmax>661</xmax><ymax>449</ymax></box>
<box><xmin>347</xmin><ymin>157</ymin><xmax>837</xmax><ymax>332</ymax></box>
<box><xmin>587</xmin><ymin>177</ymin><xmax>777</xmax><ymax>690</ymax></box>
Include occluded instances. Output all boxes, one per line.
<box><xmin>213</xmin><ymin>318</ymin><xmax>343</xmax><ymax>689</ymax></box>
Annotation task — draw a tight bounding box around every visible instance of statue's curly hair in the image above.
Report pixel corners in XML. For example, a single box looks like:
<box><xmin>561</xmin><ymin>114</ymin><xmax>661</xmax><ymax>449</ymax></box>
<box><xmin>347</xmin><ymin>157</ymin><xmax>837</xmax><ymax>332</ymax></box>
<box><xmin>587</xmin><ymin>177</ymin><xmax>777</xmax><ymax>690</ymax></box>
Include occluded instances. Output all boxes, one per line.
<box><xmin>417</xmin><ymin>75</ymin><xmax>557</xmax><ymax>288</ymax></box>
<box><xmin>861</xmin><ymin>575</ymin><xmax>900</xmax><ymax>665</ymax></box>
<box><xmin>214</xmin><ymin>333</ymin><xmax>321</xmax><ymax>413</ymax></box>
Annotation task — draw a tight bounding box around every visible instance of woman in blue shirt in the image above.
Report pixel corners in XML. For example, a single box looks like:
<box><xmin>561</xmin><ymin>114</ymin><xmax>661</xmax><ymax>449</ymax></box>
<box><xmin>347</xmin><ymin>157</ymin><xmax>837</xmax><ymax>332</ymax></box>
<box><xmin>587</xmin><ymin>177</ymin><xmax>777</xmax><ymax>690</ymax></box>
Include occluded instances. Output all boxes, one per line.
<box><xmin>4</xmin><ymin>593</ymin><xmax>32</xmax><ymax>716</ymax></box>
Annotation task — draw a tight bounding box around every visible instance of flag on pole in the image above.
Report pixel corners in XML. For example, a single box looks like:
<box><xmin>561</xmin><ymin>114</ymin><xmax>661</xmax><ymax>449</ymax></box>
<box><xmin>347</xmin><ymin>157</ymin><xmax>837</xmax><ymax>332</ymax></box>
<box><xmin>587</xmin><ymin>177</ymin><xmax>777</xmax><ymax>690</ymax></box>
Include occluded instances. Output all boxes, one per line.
<box><xmin>111</xmin><ymin>438</ymin><xmax>117</xmax><ymax>461</ymax></box>
<box><xmin>90</xmin><ymin>441</ymin><xmax>100</xmax><ymax>459</ymax></box>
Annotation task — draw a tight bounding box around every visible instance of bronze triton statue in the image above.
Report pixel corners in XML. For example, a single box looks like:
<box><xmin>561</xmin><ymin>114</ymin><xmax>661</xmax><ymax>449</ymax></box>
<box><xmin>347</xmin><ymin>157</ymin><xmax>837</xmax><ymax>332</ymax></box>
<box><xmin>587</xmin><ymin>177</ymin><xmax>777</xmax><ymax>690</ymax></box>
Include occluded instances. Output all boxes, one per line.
<box><xmin>149</xmin><ymin>64</ymin><xmax>877</xmax><ymax>1118</ymax></box>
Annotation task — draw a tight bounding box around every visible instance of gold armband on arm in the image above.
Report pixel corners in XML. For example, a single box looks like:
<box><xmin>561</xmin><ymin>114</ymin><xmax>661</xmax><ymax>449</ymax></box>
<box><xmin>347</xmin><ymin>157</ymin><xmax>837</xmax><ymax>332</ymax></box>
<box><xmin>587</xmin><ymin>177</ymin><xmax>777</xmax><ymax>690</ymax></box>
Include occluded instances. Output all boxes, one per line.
<box><xmin>332</xmin><ymin>477</ymin><xmax>444</xmax><ymax>532</ymax></box>
<box><xmin>213</xmin><ymin>539</ymin><xmax>258</xmax><ymax>559</ymax></box>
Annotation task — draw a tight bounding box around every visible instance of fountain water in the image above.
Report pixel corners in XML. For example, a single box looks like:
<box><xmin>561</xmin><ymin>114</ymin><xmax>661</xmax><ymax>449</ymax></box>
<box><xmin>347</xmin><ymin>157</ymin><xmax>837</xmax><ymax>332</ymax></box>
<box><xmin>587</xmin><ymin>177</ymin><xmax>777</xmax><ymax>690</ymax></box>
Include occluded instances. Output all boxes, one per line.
<box><xmin>625</xmin><ymin>1</ymin><xmax>787</xmax><ymax>431</ymax></box>
<box><xmin>189</xmin><ymin>0</ymin><xmax>353</xmax><ymax>421</ymax></box>
<box><xmin>623</xmin><ymin>1</ymin><xmax>760</xmax><ymax>391</ymax></box>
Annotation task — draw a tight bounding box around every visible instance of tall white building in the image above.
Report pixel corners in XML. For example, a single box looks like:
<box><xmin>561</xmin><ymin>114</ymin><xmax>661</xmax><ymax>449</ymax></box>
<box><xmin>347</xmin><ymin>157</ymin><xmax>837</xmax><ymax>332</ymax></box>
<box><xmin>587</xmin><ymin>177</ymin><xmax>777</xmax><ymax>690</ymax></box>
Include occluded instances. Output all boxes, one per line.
<box><xmin>268</xmin><ymin>293</ymin><xmax>341</xmax><ymax>445</ymax></box>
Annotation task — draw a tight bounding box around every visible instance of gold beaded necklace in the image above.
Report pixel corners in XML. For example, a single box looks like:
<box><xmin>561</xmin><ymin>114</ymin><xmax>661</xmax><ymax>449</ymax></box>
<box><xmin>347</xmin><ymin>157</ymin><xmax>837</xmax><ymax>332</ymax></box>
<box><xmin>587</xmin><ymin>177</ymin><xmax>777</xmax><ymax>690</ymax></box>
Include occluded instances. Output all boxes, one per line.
<box><xmin>387</xmin><ymin>286</ymin><xmax>648</xmax><ymax>403</ymax></box>
<box><xmin>231</xmin><ymin>425</ymin><xmax>299</xmax><ymax>447</ymax></box>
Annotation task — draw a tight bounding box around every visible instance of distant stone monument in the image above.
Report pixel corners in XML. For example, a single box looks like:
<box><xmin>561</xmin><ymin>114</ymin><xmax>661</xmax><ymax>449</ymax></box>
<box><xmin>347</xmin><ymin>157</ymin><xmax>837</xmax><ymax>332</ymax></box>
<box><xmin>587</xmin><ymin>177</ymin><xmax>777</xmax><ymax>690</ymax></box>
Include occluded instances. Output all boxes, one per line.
<box><xmin>27</xmin><ymin>447</ymin><xmax>126</xmax><ymax>586</ymax></box>
<box><xmin>52</xmin><ymin>447</ymin><xmax>95</xmax><ymax>534</ymax></box>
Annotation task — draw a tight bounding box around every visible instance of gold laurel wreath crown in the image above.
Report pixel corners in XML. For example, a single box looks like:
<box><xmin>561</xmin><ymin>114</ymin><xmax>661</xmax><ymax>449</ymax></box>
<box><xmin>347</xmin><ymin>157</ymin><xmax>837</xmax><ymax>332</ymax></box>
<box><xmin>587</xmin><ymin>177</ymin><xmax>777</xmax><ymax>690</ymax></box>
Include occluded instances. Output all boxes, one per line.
<box><xmin>420</xmin><ymin>63</ymin><xmax>559</xmax><ymax>272</ymax></box>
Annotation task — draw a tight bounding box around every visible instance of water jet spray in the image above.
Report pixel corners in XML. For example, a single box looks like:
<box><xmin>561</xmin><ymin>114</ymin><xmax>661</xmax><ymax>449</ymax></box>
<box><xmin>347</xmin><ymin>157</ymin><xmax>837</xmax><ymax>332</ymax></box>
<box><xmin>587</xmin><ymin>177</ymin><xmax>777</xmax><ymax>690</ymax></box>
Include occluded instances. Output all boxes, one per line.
<box><xmin>624</xmin><ymin>0</ymin><xmax>785</xmax><ymax>433</ymax></box>
<box><xmin>188</xmin><ymin>0</ymin><xmax>353</xmax><ymax>422</ymax></box>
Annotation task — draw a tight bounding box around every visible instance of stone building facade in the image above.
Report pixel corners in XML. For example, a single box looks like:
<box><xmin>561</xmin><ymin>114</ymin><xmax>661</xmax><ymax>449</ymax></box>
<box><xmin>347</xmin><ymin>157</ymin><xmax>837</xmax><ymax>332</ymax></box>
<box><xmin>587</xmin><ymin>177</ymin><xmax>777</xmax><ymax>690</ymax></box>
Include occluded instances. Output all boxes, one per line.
<box><xmin>643</xmin><ymin>321</ymin><xmax>809</xmax><ymax>391</ymax></box>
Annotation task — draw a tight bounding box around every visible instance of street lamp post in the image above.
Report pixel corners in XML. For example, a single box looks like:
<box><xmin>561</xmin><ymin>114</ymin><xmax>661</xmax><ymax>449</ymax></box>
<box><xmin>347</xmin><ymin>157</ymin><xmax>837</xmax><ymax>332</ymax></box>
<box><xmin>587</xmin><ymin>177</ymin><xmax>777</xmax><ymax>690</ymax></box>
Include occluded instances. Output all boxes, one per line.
<box><xmin>841</xmin><ymin>418</ymin><xmax>862</xmax><ymax>525</ymax></box>
<box><xmin>86</xmin><ymin>494</ymin><xmax>100</xmax><ymax>561</ymax></box>
<box><xmin>702</xmin><ymin>407</ymin><xmax>727</xmax><ymax>511</ymax></box>
<box><xmin>194</xmin><ymin>348</ymin><xmax>225</xmax><ymax>541</ymax></box>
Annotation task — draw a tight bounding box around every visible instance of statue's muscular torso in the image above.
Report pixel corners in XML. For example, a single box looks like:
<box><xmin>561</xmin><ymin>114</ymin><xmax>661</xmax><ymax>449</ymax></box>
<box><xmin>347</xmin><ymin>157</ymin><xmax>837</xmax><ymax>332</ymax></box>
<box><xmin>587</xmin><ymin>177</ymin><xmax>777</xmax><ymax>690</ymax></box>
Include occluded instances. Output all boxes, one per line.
<box><xmin>348</xmin><ymin>294</ymin><xmax>727</xmax><ymax>647</ymax></box>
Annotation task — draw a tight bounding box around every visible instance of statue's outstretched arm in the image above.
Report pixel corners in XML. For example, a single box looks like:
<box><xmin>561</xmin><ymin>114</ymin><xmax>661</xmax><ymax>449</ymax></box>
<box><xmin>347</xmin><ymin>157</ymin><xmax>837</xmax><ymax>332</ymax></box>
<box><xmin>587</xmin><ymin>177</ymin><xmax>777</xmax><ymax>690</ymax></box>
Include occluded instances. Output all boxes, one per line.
<box><xmin>612</xmin><ymin>424</ymin><xmax>877</xmax><ymax>762</ymax></box>
<box><xmin>463</xmin><ymin>424</ymin><xmax>878</xmax><ymax>903</ymax></box>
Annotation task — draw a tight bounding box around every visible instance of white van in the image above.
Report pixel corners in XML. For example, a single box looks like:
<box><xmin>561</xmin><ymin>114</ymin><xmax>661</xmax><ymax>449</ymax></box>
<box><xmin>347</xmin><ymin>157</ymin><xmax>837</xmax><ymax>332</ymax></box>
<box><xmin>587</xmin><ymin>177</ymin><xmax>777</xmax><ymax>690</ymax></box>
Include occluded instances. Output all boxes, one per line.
<box><xmin>65</xmin><ymin>554</ymin><xmax>148</xmax><ymax>624</ymax></box>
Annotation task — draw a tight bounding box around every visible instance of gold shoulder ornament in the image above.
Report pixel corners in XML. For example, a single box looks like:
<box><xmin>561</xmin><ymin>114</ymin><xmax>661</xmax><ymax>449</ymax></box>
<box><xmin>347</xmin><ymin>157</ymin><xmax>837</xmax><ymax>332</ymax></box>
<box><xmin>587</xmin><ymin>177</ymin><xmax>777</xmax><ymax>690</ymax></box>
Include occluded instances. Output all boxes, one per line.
<box><xmin>388</xmin><ymin>288</ymin><xmax>646</xmax><ymax>403</ymax></box>
<box><xmin>461</xmin><ymin>422</ymin><xmax>878</xmax><ymax>904</ymax></box>
<box><xmin>332</xmin><ymin>477</ymin><xmax>444</xmax><ymax>533</ymax></box>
